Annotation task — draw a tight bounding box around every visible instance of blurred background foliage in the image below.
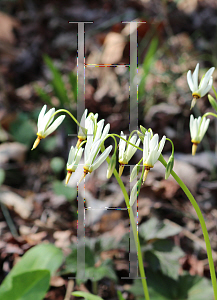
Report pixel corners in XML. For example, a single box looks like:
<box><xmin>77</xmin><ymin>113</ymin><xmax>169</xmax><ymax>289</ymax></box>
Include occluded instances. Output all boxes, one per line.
<box><xmin>1</xmin><ymin>0</ymin><xmax>217</xmax><ymax>299</ymax></box>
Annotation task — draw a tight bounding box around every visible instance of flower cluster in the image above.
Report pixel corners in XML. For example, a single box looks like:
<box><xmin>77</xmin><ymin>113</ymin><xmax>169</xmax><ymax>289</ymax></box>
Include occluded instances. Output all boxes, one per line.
<box><xmin>187</xmin><ymin>63</ymin><xmax>215</xmax><ymax>155</ymax></box>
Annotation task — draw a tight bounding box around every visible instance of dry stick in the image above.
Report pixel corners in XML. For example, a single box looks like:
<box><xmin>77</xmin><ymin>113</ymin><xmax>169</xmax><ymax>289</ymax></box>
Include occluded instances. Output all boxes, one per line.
<box><xmin>64</xmin><ymin>280</ymin><xmax>74</xmax><ymax>300</ymax></box>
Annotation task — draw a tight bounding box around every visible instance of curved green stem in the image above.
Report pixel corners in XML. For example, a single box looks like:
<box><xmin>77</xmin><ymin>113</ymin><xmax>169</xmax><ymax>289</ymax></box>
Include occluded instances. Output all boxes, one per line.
<box><xmin>203</xmin><ymin>112</ymin><xmax>217</xmax><ymax>119</ymax></box>
<box><xmin>166</xmin><ymin>138</ymin><xmax>174</xmax><ymax>155</ymax></box>
<box><xmin>101</xmin><ymin>144</ymin><xmax>150</xmax><ymax>300</ymax></box>
<box><xmin>47</xmin><ymin>109</ymin><xmax>86</xmax><ymax>135</ymax></box>
<box><xmin>113</xmin><ymin>168</ymin><xmax>150</xmax><ymax>300</ymax></box>
<box><xmin>159</xmin><ymin>154</ymin><xmax>217</xmax><ymax>299</ymax></box>
<box><xmin>112</xmin><ymin>133</ymin><xmax>143</xmax><ymax>152</ymax></box>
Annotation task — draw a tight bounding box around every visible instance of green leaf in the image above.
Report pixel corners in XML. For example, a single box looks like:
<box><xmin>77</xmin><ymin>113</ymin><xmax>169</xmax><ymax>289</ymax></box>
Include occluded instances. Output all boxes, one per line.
<box><xmin>139</xmin><ymin>217</ymin><xmax>182</xmax><ymax>241</ymax></box>
<box><xmin>117</xmin><ymin>291</ymin><xmax>125</xmax><ymax>300</ymax></box>
<box><xmin>152</xmin><ymin>241</ymin><xmax>184</xmax><ymax>280</ymax></box>
<box><xmin>0</xmin><ymin>270</ymin><xmax>50</xmax><ymax>300</ymax></box>
<box><xmin>53</xmin><ymin>180</ymin><xmax>77</xmax><ymax>201</ymax></box>
<box><xmin>129</xmin><ymin>270</ymin><xmax>213</xmax><ymax>300</ymax></box>
<box><xmin>34</xmin><ymin>85</ymin><xmax>53</xmax><ymax>107</ymax></box>
<box><xmin>208</xmin><ymin>94</ymin><xmax>217</xmax><ymax>112</ymax></box>
<box><xmin>72</xmin><ymin>291</ymin><xmax>104</xmax><ymax>300</ymax></box>
<box><xmin>9</xmin><ymin>113</ymin><xmax>36</xmax><ymax>146</ymax></box>
<box><xmin>0</xmin><ymin>243</ymin><xmax>63</xmax><ymax>293</ymax></box>
<box><xmin>50</xmin><ymin>157</ymin><xmax>65</xmax><ymax>174</ymax></box>
<box><xmin>0</xmin><ymin>168</ymin><xmax>5</xmax><ymax>186</ymax></box>
<box><xmin>138</xmin><ymin>37</ymin><xmax>159</xmax><ymax>97</ymax></box>
<box><xmin>68</xmin><ymin>71</ymin><xmax>77</xmax><ymax>102</ymax></box>
<box><xmin>63</xmin><ymin>243</ymin><xmax>117</xmax><ymax>283</ymax></box>
<box><xmin>43</xmin><ymin>55</ymin><xmax>69</xmax><ymax>106</ymax></box>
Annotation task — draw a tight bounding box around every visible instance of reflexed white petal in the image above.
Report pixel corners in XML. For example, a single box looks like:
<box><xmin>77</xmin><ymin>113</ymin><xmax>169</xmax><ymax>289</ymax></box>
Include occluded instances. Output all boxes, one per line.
<box><xmin>85</xmin><ymin>122</ymin><xmax>94</xmax><ymax>161</ymax></box>
<box><xmin>119</xmin><ymin>132</ymin><xmax>126</xmax><ymax>160</ymax></box>
<box><xmin>78</xmin><ymin>109</ymin><xmax>88</xmax><ymax>137</ymax></box>
<box><xmin>91</xmin><ymin>145</ymin><xmax>112</xmax><ymax>171</ymax></box>
<box><xmin>149</xmin><ymin>134</ymin><xmax>158</xmax><ymax>151</ymax></box>
<box><xmin>143</xmin><ymin>132</ymin><xmax>150</xmax><ymax>161</ymax></box>
<box><xmin>43</xmin><ymin>108</ymin><xmax>55</xmax><ymax>130</ymax></box>
<box><xmin>127</xmin><ymin>137</ymin><xmax>140</xmax><ymax>161</ymax></box>
<box><xmin>95</xmin><ymin>119</ymin><xmax>105</xmax><ymax>140</ymax></box>
<box><xmin>67</xmin><ymin>146</ymin><xmax>76</xmax><ymax>165</ymax></box>
<box><xmin>187</xmin><ymin>71</ymin><xmax>194</xmax><ymax>92</ymax></box>
<box><xmin>192</xmin><ymin>63</ymin><xmax>199</xmax><ymax>90</ymax></box>
<box><xmin>44</xmin><ymin>115</ymin><xmax>65</xmax><ymax>137</ymax></box>
<box><xmin>75</xmin><ymin>148</ymin><xmax>84</xmax><ymax>164</ymax></box>
<box><xmin>189</xmin><ymin>115</ymin><xmax>194</xmax><ymax>136</ymax></box>
<box><xmin>101</xmin><ymin>123</ymin><xmax>110</xmax><ymax>141</ymax></box>
<box><xmin>37</xmin><ymin>105</ymin><xmax>47</xmax><ymax>131</ymax></box>
<box><xmin>200</xmin><ymin>77</ymin><xmax>213</xmax><ymax>97</ymax></box>
<box><xmin>199</xmin><ymin>118</ymin><xmax>210</xmax><ymax>141</ymax></box>
<box><xmin>88</xmin><ymin>139</ymin><xmax>101</xmax><ymax>165</ymax></box>
<box><xmin>158</xmin><ymin>135</ymin><xmax>166</xmax><ymax>154</ymax></box>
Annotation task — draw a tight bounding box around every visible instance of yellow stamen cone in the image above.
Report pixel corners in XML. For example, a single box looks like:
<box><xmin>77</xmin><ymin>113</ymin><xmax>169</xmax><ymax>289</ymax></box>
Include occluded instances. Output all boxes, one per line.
<box><xmin>192</xmin><ymin>143</ymin><xmax>198</xmax><ymax>156</ymax></box>
<box><xmin>190</xmin><ymin>96</ymin><xmax>199</xmax><ymax>110</ymax></box>
<box><xmin>76</xmin><ymin>138</ymin><xmax>83</xmax><ymax>148</ymax></box>
<box><xmin>143</xmin><ymin>169</ymin><xmax>150</xmax><ymax>184</ymax></box>
<box><xmin>119</xmin><ymin>164</ymin><xmax>125</xmax><ymax>176</ymax></box>
<box><xmin>78</xmin><ymin>169</ymin><xmax>89</xmax><ymax>184</ymax></box>
<box><xmin>31</xmin><ymin>136</ymin><xmax>42</xmax><ymax>150</ymax></box>
<box><xmin>65</xmin><ymin>171</ymin><xmax>72</xmax><ymax>185</ymax></box>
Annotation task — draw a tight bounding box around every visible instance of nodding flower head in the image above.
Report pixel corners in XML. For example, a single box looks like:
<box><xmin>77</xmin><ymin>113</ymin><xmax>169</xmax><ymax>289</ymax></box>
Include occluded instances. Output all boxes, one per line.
<box><xmin>189</xmin><ymin>114</ymin><xmax>210</xmax><ymax>156</ymax></box>
<box><xmin>187</xmin><ymin>63</ymin><xmax>215</xmax><ymax>109</ymax></box>
<box><xmin>65</xmin><ymin>146</ymin><xmax>84</xmax><ymax>185</ymax></box>
<box><xmin>32</xmin><ymin>105</ymin><xmax>65</xmax><ymax>150</ymax></box>
<box><xmin>79</xmin><ymin>119</ymin><xmax>112</xmax><ymax>183</ymax></box>
<box><xmin>118</xmin><ymin>132</ymin><xmax>140</xmax><ymax>176</ymax></box>
<box><xmin>143</xmin><ymin>132</ymin><xmax>166</xmax><ymax>183</ymax></box>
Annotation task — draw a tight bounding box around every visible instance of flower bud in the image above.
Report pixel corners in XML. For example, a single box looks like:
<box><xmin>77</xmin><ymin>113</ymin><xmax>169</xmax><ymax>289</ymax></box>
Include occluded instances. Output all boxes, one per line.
<box><xmin>165</xmin><ymin>154</ymin><xmax>174</xmax><ymax>180</ymax></box>
<box><xmin>107</xmin><ymin>153</ymin><xmax>116</xmax><ymax>179</ymax></box>
<box><xmin>130</xmin><ymin>178</ymin><xmax>142</xmax><ymax>206</ymax></box>
<box><xmin>130</xmin><ymin>164</ymin><xmax>140</xmax><ymax>182</ymax></box>
<box><xmin>208</xmin><ymin>94</ymin><xmax>217</xmax><ymax>112</ymax></box>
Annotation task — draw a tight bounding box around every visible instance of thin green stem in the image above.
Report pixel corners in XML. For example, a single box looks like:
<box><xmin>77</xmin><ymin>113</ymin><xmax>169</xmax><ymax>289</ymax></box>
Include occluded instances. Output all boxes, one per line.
<box><xmin>166</xmin><ymin>138</ymin><xmax>174</xmax><ymax>155</ymax></box>
<box><xmin>113</xmin><ymin>168</ymin><xmax>150</xmax><ymax>300</ymax></box>
<box><xmin>203</xmin><ymin>112</ymin><xmax>217</xmax><ymax>119</ymax></box>
<box><xmin>48</xmin><ymin>109</ymin><xmax>86</xmax><ymax>135</ymax></box>
<box><xmin>92</xmin><ymin>280</ymin><xmax>98</xmax><ymax>295</ymax></box>
<box><xmin>112</xmin><ymin>133</ymin><xmax>143</xmax><ymax>152</ymax></box>
<box><xmin>102</xmin><ymin>142</ymin><xmax>149</xmax><ymax>299</ymax></box>
<box><xmin>159</xmin><ymin>154</ymin><xmax>217</xmax><ymax>299</ymax></box>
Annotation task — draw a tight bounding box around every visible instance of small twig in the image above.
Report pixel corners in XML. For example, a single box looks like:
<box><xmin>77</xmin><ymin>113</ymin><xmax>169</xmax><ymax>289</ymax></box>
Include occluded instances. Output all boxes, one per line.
<box><xmin>64</xmin><ymin>280</ymin><xmax>74</xmax><ymax>300</ymax></box>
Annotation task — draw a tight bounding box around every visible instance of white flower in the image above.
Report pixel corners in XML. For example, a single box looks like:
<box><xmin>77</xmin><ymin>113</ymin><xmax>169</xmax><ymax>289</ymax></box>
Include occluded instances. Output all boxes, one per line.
<box><xmin>32</xmin><ymin>105</ymin><xmax>65</xmax><ymax>150</ymax></box>
<box><xmin>77</xmin><ymin>110</ymin><xmax>98</xmax><ymax>147</ymax></box>
<box><xmin>189</xmin><ymin>114</ymin><xmax>210</xmax><ymax>155</ymax></box>
<box><xmin>118</xmin><ymin>132</ymin><xmax>140</xmax><ymax>176</ymax></box>
<box><xmin>143</xmin><ymin>132</ymin><xmax>166</xmax><ymax>182</ymax></box>
<box><xmin>65</xmin><ymin>146</ymin><xmax>84</xmax><ymax>185</ymax></box>
<box><xmin>79</xmin><ymin>124</ymin><xmax>112</xmax><ymax>182</ymax></box>
<box><xmin>187</xmin><ymin>63</ymin><xmax>215</xmax><ymax>109</ymax></box>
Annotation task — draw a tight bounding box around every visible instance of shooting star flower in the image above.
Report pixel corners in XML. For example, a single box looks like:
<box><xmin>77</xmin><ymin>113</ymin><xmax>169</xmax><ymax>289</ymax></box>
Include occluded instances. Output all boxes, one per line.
<box><xmin>118</xmin><ymin>132</ymin><xmax>140</xmax><ymax>176</ymax></box>
<box><xmin>143</xmin><ymin>132</ymin><xmax>166</xmax><ymax>182</ymax></box>
<box><xmin>31</xmin><ymin>105</ymin><xmax>65</xmax><ymax>150</ymax></box>
<box><xmin>65</xmin><ymin>146</ymin><xmax>84</xmax><ymax>185</ymax></box>
<box><xmin>187</xmin><ymin>63</ymin><xmax>215</xmax><ymax>109</ymax></box>
<box><xmin>189</xmin><ymin>114</ymin><xmax>210</xmax><ymax>156</ymax></box>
